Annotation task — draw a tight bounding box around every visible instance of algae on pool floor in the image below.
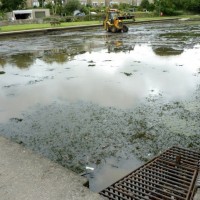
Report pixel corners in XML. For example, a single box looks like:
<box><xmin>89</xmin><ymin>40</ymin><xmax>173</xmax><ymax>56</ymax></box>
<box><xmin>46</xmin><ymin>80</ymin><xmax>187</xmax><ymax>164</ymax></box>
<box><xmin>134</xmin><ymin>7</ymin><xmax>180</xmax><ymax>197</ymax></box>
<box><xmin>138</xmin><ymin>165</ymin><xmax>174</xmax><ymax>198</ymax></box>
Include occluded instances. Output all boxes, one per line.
<box><xmin>0</xmin><ymin>20</ymin><xmax>200</xmax><ymax>191</ymax></box>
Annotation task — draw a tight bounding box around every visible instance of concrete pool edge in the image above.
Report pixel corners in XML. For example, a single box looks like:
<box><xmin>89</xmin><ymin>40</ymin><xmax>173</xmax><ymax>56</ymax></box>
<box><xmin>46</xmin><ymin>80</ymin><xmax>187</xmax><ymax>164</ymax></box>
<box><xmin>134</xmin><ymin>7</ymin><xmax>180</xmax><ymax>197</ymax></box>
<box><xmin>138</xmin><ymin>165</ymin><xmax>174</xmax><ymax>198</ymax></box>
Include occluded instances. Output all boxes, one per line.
<box><xmin>0</xmin><ymin>18</ymin><xmax>181</xmax><ymax>37</ymax></box>
<box><xmin>0</xmin><ymin>136</ymin><xmax>103</xmax><ymax>200</ymax></box>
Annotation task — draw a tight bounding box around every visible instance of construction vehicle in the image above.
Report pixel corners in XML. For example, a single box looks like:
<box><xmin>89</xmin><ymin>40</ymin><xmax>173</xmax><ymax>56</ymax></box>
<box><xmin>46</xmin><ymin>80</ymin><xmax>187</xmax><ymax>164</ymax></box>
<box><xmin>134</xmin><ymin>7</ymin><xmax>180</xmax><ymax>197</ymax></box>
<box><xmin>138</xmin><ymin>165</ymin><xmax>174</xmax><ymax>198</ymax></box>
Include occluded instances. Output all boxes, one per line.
<box><xmin>103</xmin><ymin>9</ymin><xmax>135</xmax><ymax>33</ymax></box>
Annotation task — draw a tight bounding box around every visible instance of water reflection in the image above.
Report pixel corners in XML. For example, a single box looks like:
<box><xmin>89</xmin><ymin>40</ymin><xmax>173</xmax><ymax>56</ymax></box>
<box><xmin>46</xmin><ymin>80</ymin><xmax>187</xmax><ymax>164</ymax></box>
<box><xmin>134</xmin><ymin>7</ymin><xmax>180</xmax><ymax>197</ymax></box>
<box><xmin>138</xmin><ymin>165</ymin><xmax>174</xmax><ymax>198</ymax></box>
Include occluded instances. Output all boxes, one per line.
<box><xmin>107</xmin><ymin>40</ymin><xmax>134</xmax><ymax>53</ymax></box>
<box><xmin>0</xmin><ymin>57</ymin><xmax>6</xmax><ymax>67</ymax></box>
<box><xmin>9</xmin><ymin>53</ymin><xmax>35</xmax><ymax>69</ymax></box>
<box><xmin>0</xmin><ymin>40</ymin><xmax>135</xmax><ymax>68</ymax></box>
<box><xmin>1</xmin><ymin>42</ymin><xmax>200</xmax><ymax>123</ymax></box>
<box><xmin>43</xmin><ymin>50</ymin><xmax>70</xmax><ymax>64</ymax></box>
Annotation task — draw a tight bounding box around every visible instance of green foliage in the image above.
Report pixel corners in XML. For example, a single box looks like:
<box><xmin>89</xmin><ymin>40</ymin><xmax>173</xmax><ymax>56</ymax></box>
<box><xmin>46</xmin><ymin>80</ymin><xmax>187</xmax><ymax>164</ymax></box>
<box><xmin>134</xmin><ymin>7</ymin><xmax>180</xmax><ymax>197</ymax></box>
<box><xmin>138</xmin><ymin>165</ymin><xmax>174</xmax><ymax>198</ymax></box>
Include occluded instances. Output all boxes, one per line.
<box><xmin>184</xmin><ymin>0</ymin><xmax>200</xmax><ymax>13</ymax></box>
<box><xmin>88</xmin><ymin>5</ymin><xmax>104</xmax><ymax>13</ymax></box>
<box><xmin>133</xmin><ymin>11</ymin><xmax>157</xmax><ymax>18</ymax></box>
<box><xmin>38</xmin><ymin>0</ymin><xmax>44</xmax><ymax>8</ymax></box>
<box><xmin>139</xmin><ymin>0</ymin><xmax>154</xmax><ymax>12</ymax></box>
<box><xmin>173</xmin><ymin>0</ymin><xmax>185</xmax><ymax>9</ymax></box>
<box><xmin>148</xmin><ymin>3</ymin><xmax>155</xmax><ymax>12</ymax></box>
<box><xmin>44</xmin><ymin>3</ymin><xmax>52</xmax><ymax>10</ymax></box>
<box><xmin>140</xmin><ymin>0</ymin><xmax>150</xmax><ymax>9</ymax></box>
<box><xmin>110</xmin><ymin>4</ymin><xmax>119</xmax><ymax>9</ymax></box>
<box><xmin>154</xmin><ymin>0</ymin><xmax>178</xmax><ymax>16</ymax></box>
<box><xmin>119</xmin><ymin>3</ymin><xmax>131</xmax><ymax>11</ymax></box>
<box><xmin>63</xmin><ymin>0</ymin><xmax>81</xmax><ymax>15</ymax></box>
<box><xmin>0</xmin><ymin>11</ymin><xmax>5</xmax><ymax>20</ymax></box>
<box><xmin>80</xmin><ymin>5</ymin><xmax>89</xmax><ymax>15</ymax></box>
<box><xmin>1</xmin><ymin>0</ymin><xmax>26</xmax><ymax>12</ymax></box>
<box><xmin>153</xmin><ymin>0</ymin><xmax>200</xmax><ymax>15</ymax></box>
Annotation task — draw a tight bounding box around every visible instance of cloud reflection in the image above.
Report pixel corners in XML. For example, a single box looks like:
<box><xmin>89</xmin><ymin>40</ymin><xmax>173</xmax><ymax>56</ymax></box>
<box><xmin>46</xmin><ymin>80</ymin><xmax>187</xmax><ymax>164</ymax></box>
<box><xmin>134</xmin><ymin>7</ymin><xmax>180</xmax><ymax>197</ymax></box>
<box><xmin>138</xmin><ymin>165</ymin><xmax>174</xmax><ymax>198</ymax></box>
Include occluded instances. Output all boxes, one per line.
<box><xmin>0</xmin><ymin>40</ymin><xmax>200</xmax><ymax>122</ymax></box>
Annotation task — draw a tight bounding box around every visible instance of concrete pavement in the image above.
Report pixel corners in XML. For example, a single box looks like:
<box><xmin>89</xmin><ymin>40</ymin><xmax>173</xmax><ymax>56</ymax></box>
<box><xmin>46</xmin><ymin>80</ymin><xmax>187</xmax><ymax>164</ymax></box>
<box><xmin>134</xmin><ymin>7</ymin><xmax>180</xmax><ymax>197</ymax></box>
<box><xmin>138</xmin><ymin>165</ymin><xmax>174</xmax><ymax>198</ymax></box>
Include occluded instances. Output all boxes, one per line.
<box><xmin>0</xmin><ymin>136</ymin><xmax>103</xmax><ymax>200</ymax></box>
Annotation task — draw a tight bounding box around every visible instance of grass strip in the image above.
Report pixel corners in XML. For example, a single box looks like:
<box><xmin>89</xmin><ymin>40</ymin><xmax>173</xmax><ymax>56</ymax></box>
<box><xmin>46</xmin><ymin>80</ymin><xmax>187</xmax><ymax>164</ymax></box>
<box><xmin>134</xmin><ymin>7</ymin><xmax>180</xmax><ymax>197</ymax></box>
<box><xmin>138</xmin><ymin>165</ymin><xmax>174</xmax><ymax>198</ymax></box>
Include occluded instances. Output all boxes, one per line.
<box><xmin>0</xmin><ymin>15</ymin><xmax>199</xmax><ymax>33</ymax></box>
<box><xmin>0</xmin><ymin>21</ymin><xmax>101</xmax><ymax>32</ymax></box>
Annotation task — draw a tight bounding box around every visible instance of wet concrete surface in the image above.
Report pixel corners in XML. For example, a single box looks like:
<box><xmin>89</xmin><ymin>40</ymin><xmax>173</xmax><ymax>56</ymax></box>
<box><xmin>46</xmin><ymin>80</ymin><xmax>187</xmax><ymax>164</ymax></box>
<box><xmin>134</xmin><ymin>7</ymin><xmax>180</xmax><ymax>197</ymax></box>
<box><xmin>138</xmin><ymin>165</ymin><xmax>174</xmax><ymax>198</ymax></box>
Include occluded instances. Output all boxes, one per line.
<box><xmin>0</xmin><ymin>136</ymin><xmax>103</xmax><ymax>200</ymax></box>
<box><xmin>0</xmin><ymin>20</ymin><xmax>200</xmax><ymax>192</ymax></box>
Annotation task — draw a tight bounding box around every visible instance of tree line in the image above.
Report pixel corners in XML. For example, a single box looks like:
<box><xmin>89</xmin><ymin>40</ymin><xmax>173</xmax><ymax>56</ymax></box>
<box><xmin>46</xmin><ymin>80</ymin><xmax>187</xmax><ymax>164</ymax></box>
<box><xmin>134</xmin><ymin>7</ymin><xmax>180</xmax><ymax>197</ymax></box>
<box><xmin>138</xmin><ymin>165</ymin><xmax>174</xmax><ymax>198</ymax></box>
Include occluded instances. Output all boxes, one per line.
<box><xmin>141</xmin><ymin>0</ymin><xmax>200</xmax><ymax>15</ymax></box>
<box><xmin>0</xmin><ymin>0</ymin><xmax>200</xmax><ymax>15</ymax></box>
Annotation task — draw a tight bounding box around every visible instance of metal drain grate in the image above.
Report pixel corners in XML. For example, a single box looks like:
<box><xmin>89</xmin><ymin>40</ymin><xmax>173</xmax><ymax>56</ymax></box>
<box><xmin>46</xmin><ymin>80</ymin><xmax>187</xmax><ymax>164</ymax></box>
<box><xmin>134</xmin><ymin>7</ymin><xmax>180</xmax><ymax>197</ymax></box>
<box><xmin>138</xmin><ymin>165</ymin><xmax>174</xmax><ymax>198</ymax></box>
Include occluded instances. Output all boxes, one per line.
<box><xmin>99</xmin><ymin>146</ymin><xmax>200</xmax><ymax>200</ymax></box>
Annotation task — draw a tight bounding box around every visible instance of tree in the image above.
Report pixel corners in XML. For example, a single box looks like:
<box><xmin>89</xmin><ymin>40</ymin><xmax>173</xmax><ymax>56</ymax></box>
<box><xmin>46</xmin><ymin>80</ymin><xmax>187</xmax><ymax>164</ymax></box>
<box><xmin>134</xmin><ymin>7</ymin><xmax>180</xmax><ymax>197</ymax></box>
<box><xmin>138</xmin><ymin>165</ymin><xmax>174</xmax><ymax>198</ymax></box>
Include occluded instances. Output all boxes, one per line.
<box><xmin>0</xmin><ymin>0</ymin><xmax>2</xmax><ymax>11</ymax></box>
<box><xmin>148</xmin><ymin>3</ymin><xmax>155</xmax><ymax>12</ymax></box>
<box><xmin>63</xmin><ymin>0</ymin><xmax>81</xmax><ymax>15</ymax></box>
<box><xmin>1</xmin><ymin>0</ymin><xmax>26</xmax><ymax>12</ymax></box>
<box><xmin>38</xmin><ymin>0</ymin><xmax>45</xmax><ymax>8</ymax></box>
<box><xmin>173</xmin><ymin>0</ymin><xmax>185</xmax><ymax>10</ymax></box>
<box><xmin>140</xmin><ymin>0</ymin><xmax>150</xmax><ymax>10</ymax></box>
<box><xmin>118</xmin><ymin>3</ymin><xmax>130</xmax><ymax>11</ymax></box>
<box><xmin>80</xmin><ymin>5</ymin><xmax>89</xmax><ymax>15</ymax></box>
<box><xmin>154</xmin><ymin>0</ymin><xmax>177</xmax><ymax>16</ymax></box>
<box><xmin>50</xmin><ymin>0</ymin><xmax>63</xmax><ymax>15</ymax></box>
<box><xmin>184</xmin><ymin>0</ymin><xmax>200</xmax><ymax>13</ymax></box>
<box><xmin>154</xmin><ymin>0</ymin><xmax>200</xmax><ymax>15</ymax></box>
<box><xmin>0</xmin><ymin>0</ymin><xmax>4</xmax><ymax>20</ymax></box>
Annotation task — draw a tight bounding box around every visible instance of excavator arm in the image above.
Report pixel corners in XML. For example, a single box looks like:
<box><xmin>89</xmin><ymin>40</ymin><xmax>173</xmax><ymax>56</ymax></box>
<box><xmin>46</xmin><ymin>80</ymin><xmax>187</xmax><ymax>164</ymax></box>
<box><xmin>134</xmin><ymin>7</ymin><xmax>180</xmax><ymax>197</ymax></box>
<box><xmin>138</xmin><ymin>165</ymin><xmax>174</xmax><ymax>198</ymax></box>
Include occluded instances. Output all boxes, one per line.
<box><xmin>117</xmin><ymin>15</ymin><xmax>135</xmax><ymax>21</ymax></box>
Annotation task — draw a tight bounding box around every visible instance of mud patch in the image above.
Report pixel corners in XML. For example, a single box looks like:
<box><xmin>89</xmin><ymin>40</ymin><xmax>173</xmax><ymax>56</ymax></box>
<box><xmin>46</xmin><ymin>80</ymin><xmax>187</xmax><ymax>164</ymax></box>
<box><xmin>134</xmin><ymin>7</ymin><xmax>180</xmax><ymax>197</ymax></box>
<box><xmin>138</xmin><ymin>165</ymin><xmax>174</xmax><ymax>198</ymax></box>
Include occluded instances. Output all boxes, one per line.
<box><xmin>153</xmin><ymin>47</ymin><xmax>183</xmax><ymax>56</ymax></box>
<box><xmin>122</xmin><ymin>72</ymin><xmax>133</xmax><ymax>76</ymax></box>
<box><xmin>160</xmin><ymin>32</ymin><xmax>200</xmax><ymax>38</ymax></box>
<box><xmin>10</xmin><ymin>118</ymin><xmax>23</xmax><ymax>122</ymax></box>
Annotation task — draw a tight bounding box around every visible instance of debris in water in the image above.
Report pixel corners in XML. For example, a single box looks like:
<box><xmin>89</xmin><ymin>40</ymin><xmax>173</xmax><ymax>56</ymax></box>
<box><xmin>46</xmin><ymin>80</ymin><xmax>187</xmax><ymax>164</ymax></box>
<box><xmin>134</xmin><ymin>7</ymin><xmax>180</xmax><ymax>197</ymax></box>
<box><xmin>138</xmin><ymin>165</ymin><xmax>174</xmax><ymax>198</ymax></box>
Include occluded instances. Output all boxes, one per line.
<box><xmin>123</xmin><ymin>72</ymin><xmax>132</xmax><ymax>76</ymax></box>
<box><xmin>86</xmin><ymin>166</ymin><xmax>94</xmax><ymax>171</ymax></box>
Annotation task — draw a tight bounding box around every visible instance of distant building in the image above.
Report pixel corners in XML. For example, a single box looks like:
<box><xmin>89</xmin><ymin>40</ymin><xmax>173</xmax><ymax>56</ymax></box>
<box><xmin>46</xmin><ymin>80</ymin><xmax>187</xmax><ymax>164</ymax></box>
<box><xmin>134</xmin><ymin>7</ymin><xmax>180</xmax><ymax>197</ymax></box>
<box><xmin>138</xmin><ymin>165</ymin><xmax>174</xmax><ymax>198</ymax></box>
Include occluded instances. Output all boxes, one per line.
<box><xmin>79</xmin><ymin>0</ymin><xmax>145</xmax><ymax>6</ymax></box>
<box><xmin>26</xmin><ymin>0</ymin><xmax>52</xmax><ymax>8</ymax></box>
<box><xmin>26</xmin><ymin>0</ymin><xmax>154</xmax><ymax>8</ymax></box>
<box><xmin>26</xmin><ymin>0</ymin><xmax>41</xmax><ymax>7</ymax></box>
<box><xmin>12</xmin><ymin>9</ymin><xmax>50</xmax><ymax>20</ymax></box>
<box><xmin>85</xmin><ymin>0</ymin><xmax>154</xmax><ymax>7</ymax></box>
<box><xmin>133</xmin><ymin>0</ymin><xmax>154</xmax><ymax>6</ymax></box>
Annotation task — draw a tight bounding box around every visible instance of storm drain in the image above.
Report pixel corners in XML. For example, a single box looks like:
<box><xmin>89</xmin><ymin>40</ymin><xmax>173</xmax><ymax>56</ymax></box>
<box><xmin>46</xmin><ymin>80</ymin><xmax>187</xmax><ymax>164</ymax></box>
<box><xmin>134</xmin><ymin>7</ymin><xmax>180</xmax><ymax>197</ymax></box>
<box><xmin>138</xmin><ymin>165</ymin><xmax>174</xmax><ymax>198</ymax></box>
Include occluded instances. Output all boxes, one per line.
<box><xmin>99</xmin><ymin>146</ymin><xmax>200</xmax><ymax>200</ymax></box>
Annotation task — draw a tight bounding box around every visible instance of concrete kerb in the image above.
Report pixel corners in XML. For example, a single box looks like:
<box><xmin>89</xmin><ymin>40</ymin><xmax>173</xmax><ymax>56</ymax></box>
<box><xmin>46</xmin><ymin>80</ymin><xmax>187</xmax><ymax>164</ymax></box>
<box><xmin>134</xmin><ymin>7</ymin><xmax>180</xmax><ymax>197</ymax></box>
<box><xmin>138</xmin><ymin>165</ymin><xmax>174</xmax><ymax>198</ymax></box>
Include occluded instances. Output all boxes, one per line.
<box><xmin>0</xmin><ymin>136</ymin><xmax>103</xmax><ymax>200</ymax></box>
<box><xmin>131</xmin><ymin>18</ymin><xmax>181</xmax><ymax>24</ymax></box>
<box><xmin>194</xmin><ymin>189</ymin><xmax>200</xmax><ymax>200</ymax></box>
<box><xmin>0</xmin><ymin>24</ymin><xmax>101</xmax><ymax>37</ymax></box>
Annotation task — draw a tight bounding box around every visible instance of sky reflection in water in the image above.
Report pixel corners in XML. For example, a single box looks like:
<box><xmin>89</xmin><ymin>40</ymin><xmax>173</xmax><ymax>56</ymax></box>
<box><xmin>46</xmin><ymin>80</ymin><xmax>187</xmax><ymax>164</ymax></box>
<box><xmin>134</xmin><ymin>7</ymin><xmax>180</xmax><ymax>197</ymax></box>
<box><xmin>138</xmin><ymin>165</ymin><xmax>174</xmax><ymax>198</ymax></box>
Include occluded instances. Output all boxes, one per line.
<box><xmin>0</xmin><ymin>42</ymin><xmax>200</xmax><ymax>122</ymax></box>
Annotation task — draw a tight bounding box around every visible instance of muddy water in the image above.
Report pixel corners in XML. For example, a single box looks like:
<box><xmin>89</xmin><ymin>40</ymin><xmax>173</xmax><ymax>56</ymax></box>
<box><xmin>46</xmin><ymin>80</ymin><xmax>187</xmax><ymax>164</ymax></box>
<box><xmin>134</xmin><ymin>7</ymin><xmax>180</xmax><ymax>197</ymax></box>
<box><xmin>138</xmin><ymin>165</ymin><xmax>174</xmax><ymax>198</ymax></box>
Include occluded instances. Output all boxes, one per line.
<box><xmin>0</xmin><ymin>20</ymin><xmax>200</xmax><ymax>192</ymax></box>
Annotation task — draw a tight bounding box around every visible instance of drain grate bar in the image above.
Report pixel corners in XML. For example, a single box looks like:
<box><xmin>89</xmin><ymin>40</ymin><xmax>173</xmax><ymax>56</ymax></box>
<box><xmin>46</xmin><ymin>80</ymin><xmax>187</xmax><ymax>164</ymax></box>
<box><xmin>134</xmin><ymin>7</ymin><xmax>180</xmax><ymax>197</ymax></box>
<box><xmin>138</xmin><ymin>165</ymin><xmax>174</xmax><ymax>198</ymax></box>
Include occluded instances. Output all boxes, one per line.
<box><xmin>142</xmin><ymin>165</ymin><xmax>191</xmax><ymax>184</ymax></box>
<box><xmin>99</xmin><ymin>146</ymin><xmax>199</xmax><ymax>200</ymax></box>
<box><xmin>113</xmin><ymin>184</ymin><xmax>171</xmax><ymax>200</ymax></box>
<box><xmin>151</xmin><ymin>164</ymin><xmax>192</xmax><ymax>182</ymax></box>
<box><xmin>120</xmin><ymin>178</ymin><xmax>187</xmax><ymax>199</ymax></box>
<box><xmin>132</xmin><ymin>173</ymin><xmax>189</xmax><ymax>192</ymax></box>
<box><xmin>154</xmin><ymin>161</ymin><xmax>194</xmax><ymax>176</ymax></box>
<box><xmin>138</xmin><ymin>170</ymin><xmax>190</xmax><ymax>189</ymax></box>
<box><xmin>160</xmin><ymin>146</ymin><xmax>200</xmax><ymax>169</ymax></box>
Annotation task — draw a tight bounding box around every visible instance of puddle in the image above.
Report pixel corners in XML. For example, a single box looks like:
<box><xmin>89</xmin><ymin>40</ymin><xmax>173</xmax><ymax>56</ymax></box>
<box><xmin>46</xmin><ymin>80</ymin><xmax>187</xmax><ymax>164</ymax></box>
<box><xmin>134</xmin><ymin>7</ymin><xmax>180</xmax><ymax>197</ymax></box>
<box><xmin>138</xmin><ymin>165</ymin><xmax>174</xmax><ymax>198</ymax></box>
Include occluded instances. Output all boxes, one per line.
<box><xmin>0</xmin><ymin>21</ymin><xmax>200</xmax><ymax>191</ymax></box>
<box><xmin>85</xmin><ymin>157</ymin><xmax>143</xmax><ymax>192</ymax></box>
<box><xmin>1</xmin><ymin>43</ymin><xmax>200</xmax><ymax>122</ymax></box>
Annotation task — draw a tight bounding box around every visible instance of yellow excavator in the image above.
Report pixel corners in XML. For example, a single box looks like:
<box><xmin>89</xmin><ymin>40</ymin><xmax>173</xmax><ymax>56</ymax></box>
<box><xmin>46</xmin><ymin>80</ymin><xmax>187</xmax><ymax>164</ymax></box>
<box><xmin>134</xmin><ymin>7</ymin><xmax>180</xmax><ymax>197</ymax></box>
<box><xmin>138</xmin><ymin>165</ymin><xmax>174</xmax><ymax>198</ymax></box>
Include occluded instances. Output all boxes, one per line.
<box><xmin>103</xmin><ymin>8</ymin><xmax>135</xmax><ymax>33</ymax></box>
